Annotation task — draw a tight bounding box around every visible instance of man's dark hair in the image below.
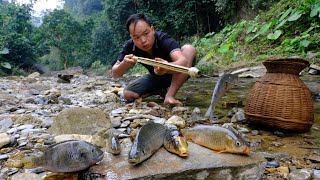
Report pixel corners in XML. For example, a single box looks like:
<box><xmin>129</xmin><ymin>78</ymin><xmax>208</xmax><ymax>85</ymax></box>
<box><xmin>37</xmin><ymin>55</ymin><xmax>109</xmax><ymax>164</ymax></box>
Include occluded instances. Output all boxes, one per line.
<box><xmin>126</xmin><ymin>13</ymin><xmax>152</xmax><ymax>33</ymax></box>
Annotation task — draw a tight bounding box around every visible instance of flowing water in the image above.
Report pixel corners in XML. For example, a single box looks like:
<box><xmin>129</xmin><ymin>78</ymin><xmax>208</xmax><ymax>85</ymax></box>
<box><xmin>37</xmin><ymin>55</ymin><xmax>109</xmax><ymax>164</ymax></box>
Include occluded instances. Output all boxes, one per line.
<box><xmin>179</xmin><ymin>75</ymin><xmax>320</xmax><ymax>123</ymax></box>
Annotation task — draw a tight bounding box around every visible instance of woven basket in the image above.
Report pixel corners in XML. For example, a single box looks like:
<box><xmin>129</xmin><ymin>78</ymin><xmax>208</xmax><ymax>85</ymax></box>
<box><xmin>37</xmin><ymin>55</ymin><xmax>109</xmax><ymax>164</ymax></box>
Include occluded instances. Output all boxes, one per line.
<box><xmin>245</xmin><ymin>57</ymin><xmax>314</xmax><ymax>132</ymax></box>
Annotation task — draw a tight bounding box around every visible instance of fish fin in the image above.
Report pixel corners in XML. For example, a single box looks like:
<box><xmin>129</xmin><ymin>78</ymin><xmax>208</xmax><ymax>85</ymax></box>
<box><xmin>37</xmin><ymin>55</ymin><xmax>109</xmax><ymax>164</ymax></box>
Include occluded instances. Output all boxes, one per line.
<box><xmin>216</xmin><ymin>150</ymin><xmax>227</xmax><ymax>154</ymax></box>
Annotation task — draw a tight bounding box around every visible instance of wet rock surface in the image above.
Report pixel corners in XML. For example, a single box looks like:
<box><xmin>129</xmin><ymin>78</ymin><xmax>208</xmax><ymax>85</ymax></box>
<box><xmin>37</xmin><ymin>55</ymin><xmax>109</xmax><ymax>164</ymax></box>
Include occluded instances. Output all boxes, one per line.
<box><xmin>0</xmin><ymin>70</ymin><xmax>319</xmax><ymax>180</ymax></box>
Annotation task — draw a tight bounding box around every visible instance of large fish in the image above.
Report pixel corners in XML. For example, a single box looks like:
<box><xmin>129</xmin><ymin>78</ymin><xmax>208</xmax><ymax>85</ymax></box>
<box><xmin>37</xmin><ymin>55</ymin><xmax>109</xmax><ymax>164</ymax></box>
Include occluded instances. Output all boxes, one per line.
<box><xmin>128</xmin><ymin>121</ymin><xmax>168</xmax><ymax>165</ymax></box>
<box><xmin>181</xmin><ymin>125</ymin><xmax>250</xmax><ymax>155</ymax></box>
<box><xmin>23</xmin><ymin>140</ymin><xmax>104</xmax><ymax>172</ymax></box>
<box><xmin>205</xmin><ymin>73</ymin><xmax>238</xmax><ymax>119</ymax></box>
<box><xmin>163</xmin><ymin>128</ymin><xmax>188</xmax><ymax>157</ymax></box>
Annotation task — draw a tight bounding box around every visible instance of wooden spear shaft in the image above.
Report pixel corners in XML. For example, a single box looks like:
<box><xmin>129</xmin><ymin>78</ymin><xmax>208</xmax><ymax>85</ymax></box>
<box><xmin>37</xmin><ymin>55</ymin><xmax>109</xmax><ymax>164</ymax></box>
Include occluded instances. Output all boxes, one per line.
<box><xmin>132</xmin><ymin>56</ymin><xmax>201</xmax><ymax>78</ymax></box>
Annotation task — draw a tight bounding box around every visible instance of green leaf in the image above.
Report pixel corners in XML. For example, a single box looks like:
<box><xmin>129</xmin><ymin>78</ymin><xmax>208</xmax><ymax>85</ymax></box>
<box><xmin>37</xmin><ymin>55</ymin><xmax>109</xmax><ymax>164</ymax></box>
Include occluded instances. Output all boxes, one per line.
<box><xmin>0</xmin><ymin>48</ymin><xmax>9</xmax><ymax>54</ymax></box>
<box><xmin>257</xmin><ymin>22</ymin><xmax>272</xmax><ymax>35</ymax></box>
<box><xmin>267</xmin><ymin>30</ymin><xmax>283</xmax><ymax>40</ymax></box>
<box><xmin>275</xmin><ymin>19</ymin><xmax>287</xmax><ymax>30</ymax></box>
<box><xmin>246</xmin><ymin>24</ymin><xmax>256</xmax><ymax>34</ymax></box>
<box><xmin>217</xmin><ymin>44</ymin><xmax>231</xmax><ymax>53</ymax></box>
<box><xmin>299</xmin><ymin>40</ymin><xmax>310</xmax><ymax>47</ymax></box>
<box><xmin>279</xmin><ymin>7</ymin><xmax>292</xmax><ymax>22</ymax></box>
<box><xmin>288</xmin><ymin>11</ymin><xmax>302</xmax><ymax>21</ymax></box>
<box><xmin>1</xmin><ymin>62</ymin><xmax>12</xmax><ymax>69</ymax></box>
<box><xmin>310</xmin><ymin>5</ymin><xmax>320</xmax><ymax>17</ymax></box>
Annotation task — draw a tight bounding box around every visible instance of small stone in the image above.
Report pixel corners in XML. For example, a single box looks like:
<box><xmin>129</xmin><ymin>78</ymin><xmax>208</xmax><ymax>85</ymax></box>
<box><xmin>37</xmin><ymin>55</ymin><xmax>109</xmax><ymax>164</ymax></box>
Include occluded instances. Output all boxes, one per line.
<box><xmin>266</xmin><ymin>160</ymin><xmax>280</xmax><ymax>168</ymax></box>
<box><xmin>11</xmin><ymin>172</ymin><xmax>42</xmax><ymax>180</ymax></box>
<box><xmin>0</xmin><ymin>133</ymin><xmax>11</xmax><ymax>148</ymax></box>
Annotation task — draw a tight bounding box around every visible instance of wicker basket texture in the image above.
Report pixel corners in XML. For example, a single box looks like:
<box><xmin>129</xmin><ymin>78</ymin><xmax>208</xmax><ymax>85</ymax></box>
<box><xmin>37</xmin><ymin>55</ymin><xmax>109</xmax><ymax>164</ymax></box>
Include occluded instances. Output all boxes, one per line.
<box><xmin>245</xmin><ymin>58</ymin><xmax>314</xmax><ymax>132</ymax></box>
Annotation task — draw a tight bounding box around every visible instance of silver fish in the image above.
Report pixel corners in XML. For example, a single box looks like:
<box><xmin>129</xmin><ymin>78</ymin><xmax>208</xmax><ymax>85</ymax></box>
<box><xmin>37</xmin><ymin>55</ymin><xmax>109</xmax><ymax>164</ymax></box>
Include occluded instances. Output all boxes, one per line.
<box><xmin>205</xmin><ymin>73</ymin><xmax>238</xmax><ymax>119</ymax></box>
<box><xmin>23</xmin><ymin>140</ymin><xmax>104</xmax><ymax>172</ymax></box>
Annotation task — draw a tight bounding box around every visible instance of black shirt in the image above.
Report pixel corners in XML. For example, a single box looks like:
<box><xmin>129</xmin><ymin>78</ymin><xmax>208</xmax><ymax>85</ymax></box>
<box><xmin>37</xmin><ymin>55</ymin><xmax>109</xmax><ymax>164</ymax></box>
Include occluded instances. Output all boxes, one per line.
<box><xmin>116</xmin><ymin>31</ymin><xmax>181</xmax><ymax>75</ymax></box>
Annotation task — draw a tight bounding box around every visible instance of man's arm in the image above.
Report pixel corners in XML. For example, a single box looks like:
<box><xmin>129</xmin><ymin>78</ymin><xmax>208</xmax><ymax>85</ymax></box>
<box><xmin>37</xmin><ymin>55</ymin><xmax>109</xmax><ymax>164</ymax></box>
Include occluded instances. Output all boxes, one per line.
<box><xmin>111</xmin><ymin>54</ymin><xmax>136</xmax><ymax>78</ymax></box>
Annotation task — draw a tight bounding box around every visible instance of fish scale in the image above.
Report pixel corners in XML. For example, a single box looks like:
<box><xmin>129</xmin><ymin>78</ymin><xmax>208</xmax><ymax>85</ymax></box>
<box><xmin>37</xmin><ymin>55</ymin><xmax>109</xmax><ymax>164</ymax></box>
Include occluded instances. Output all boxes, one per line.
<box><xmin>22</xmin><ymin>140</ymin><xmax>104</xmax><ymax>173</ymax></box>
<box><xmin>129</xmin><ymin>121</ymin><xmax>168</xmax><ymax>164</ymax></box>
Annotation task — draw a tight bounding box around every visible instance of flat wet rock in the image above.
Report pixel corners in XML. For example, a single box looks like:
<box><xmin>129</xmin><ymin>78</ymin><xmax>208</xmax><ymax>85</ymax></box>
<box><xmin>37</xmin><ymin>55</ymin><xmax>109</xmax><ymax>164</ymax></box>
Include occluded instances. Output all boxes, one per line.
<box><xmin>91</xmin><ymin>142</ymin><xmax>266</xmax><ymax>180</ymax></box>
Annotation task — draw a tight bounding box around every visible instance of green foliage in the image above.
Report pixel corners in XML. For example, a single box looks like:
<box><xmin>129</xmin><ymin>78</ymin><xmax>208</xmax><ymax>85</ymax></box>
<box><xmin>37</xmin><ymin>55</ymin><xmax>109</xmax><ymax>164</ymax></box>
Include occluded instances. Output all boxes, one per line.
<box><xmin>0</xmin><ymin>3</ymin><xmax>47</xmax><ymax>76</ymax></box>
<box><xmin>193</xmin><ymin>0</ymin><xmax>320</xmax><ymax>71</ymax></box>
<box><xmin>37</xmin><ymin>9</ymin><xmax>94</xmax><ymax>70</ymax></box>
<box><xmin>89</xmin><ymin>60</ymin><xmax>110</xmax><ymax>75</ymax></box>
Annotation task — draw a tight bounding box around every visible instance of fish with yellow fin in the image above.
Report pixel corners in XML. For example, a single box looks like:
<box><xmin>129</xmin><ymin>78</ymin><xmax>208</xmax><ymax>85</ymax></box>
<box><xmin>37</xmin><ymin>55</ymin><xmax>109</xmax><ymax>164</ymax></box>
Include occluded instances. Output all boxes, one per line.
<box><xmin>163</xmin><ymin>128</ymin><xmax>188</xmax><ymax>157</ymax></box>
<box><xmin>181</xmin><ymin>125</ymin><xmax>250</xmax><ymax>155</ymax></box>
<box><xmin>22</xmin><ymin>140</ymin><xmax>104</xmax><ymax>172</ymax></box>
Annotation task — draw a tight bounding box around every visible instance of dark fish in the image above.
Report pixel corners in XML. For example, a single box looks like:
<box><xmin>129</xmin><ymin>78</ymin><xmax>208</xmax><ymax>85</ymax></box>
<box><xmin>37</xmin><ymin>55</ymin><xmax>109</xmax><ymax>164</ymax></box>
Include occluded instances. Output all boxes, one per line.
<box><xmin>128</xmin><ymin>121</ymin><xmax>167</xmax><ymax>165</ymax></box>
<box><xmin>181</xmin><ymin>125</ymin><xmax>250</xmax><ymax>155</ymax></box>
<box><xmin>205</xmin><ymin>74</ymin><xmax>238</xmax><ymax>119</ymax></box>
<box><xmin>23</xmin><ymin>140</ymin><xmax>104</xmax><ymax>172</ymax></box>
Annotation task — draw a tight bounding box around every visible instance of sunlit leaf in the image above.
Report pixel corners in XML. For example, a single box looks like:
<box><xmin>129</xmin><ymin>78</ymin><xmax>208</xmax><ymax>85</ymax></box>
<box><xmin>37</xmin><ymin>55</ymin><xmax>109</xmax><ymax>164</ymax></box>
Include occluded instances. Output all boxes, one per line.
<box><xmin>0</xmin><ymin>48</ymin><xmax>9</xmax><ymax>54</ymax></box>
<box><xmin>288</xmin><ymin>11</ymin><xmax>302</xmax><ymax>21</ymax></box>
<box><xmin>299</xmin><ymin>40</ymin><xmax>310</xmax><ymax>47</ymax></box>
<box><xmin>275</xmin><ymin>20</ymin><xmax>287</xmax><ymax>30</ymax></box>
<box><xmin>310</xmin><ymin>5</ymin><xmax>320</xmax><ymax>17</ymax></box>
<box><xmin>257</xmin><ymin>22</ymin><xmax>272</xmax><ymax>35</ymax></box>
<box><xmin>267</xmin><ymin>30</ymin><xmax>283</xmax><ymax>40</ymax></box>
<box><xmin>217</xmin><ymin>43</ymin><xmax>231</xmax><ymax>53</ymax></box>
<box><xmin>279</xmin><ymin>7</ymin><xmax>292</xmax><ymax>22</ymax></box>
<box><xmin>246</xmin><ymin>24</ymin><xmax>256</xmax><ymax>34</ymax></box>
<box><xmin>1</xmin><ymin>62</ymin><xmax>12</xmax><ymax>69</ymax></box>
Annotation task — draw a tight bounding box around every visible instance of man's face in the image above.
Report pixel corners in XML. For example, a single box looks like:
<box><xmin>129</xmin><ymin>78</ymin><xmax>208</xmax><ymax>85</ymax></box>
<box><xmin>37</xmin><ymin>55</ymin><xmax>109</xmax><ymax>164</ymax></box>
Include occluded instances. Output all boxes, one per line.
<box><xmin>129</xmin><ymin>20</ymin><xmax>155</xmax><ymax>53</ymax></box>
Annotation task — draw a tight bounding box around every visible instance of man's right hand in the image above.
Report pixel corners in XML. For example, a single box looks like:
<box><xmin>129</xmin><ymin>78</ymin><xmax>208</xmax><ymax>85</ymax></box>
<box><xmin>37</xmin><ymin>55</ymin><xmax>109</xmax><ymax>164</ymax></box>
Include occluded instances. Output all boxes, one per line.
<box><xmin>122</xmin><ymin>54</ymin><xmax>136</xmax><ymax>68</ymax></box>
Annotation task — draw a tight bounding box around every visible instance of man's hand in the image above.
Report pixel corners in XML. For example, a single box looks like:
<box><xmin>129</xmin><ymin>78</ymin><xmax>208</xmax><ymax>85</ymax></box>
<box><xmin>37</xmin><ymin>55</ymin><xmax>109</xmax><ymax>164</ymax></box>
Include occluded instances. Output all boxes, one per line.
<box><xmin>122</xmin><ymin>54</ymin><xmax>136</xmax><ymax>68</ymax></box>
<box><xmin>154</xmin><ymin>58</ymin><xmax>168</xmax><ymax>75</ymax></box>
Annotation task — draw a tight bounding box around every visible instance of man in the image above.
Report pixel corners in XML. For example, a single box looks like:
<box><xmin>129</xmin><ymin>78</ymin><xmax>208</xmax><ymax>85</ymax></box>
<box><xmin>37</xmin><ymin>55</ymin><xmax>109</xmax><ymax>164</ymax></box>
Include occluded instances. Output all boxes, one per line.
<box><xmin>111</xmin><ymin>13</ymin><xmax>196</xmax><ymax>106</ymax></box>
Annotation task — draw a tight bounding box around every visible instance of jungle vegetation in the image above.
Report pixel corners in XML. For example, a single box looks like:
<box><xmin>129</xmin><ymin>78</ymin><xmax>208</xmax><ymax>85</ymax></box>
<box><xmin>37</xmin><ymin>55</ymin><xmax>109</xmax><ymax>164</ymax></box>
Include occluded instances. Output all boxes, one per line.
<box><xmin>0</xmin><ymin>0</ymin><xmax>319</xmax><ymax>76</ymax></box>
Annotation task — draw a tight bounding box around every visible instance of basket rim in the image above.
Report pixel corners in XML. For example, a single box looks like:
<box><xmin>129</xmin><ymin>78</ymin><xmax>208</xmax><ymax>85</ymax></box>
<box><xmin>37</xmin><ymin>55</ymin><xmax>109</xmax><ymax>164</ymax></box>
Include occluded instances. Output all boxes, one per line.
<box><xmin>264</xmin><ymin>57</ymin><xmax>310</xmax><ymax>66</ymax></box>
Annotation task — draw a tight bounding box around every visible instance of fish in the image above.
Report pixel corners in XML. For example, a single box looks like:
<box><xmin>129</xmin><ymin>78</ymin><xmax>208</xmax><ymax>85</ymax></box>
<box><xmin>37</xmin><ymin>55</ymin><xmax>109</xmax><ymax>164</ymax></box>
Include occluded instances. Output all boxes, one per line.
<box><xmin>22</xmin><ymin>140</ymin><xmax>104</xmax><ymax>172</ymax></box>
<box><xmin>181</xmin><ymin>125</ymin><xmax>250</xmax><ymax>155</ymax></box>
<box><xmin>106</xmin><ymin>132</ymin><xmax>121</xmax><ymax>155</ymax></box>
<box><xmin>163</xmin><ymin>128</ymin><xmax>188</xmax><ymax>157</ymax></box>
<box><xmin>128</xmin><ymin>121</ymin><xmax>167</xmax><ymax>165</ymax></box>
<box><xmin>205</xmin><ymin>73</ymin><xmax>238</xmax><ymax>120</ymax></box>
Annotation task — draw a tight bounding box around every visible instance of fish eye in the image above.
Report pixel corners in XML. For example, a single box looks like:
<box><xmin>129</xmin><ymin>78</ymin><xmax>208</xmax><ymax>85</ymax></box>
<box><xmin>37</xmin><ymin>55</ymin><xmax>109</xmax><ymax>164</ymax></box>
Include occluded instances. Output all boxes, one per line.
<box><xmin>235</xmin><ymin>141</ymin><xmax>241</xmax><ymax>146</ymax></box>
<box><xmin>175</xmin><ymin>141</ymin><xmax>180</xmax><ymax>147</ymax></box>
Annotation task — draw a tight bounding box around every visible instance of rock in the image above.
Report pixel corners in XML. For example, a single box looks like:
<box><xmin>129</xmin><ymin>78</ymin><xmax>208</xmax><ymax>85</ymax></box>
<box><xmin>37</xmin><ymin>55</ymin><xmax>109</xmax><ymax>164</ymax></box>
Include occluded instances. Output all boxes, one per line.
<box><xmin>11</xmin><ymin>115</ymin><xmax>42</xmax><ymax>125</ymax></box>
<box><xmin>0</xmin><ymin>119</ymin><xmax>13</xmax><ymax>131</ymax></box>
<box><xmin>231</xmin><ymin>111</ymin><xmax>246</xmax><ymax>122</ymax></box>
<box><xmin>238</xmin><ymin>72</ymin><xmax>261</xmax><ymax>78</ymax></box>
<box><xmin>266</xmin><ymin>160</ymin><xmax>280</xmax><ymax>168</ymax></box>
<box><xmin>289</xmin><ymin>169</ymin><xmax>313</xmax><ymax>180</ymax></box>
<box><xmin>231</xmin><ymin>67</ymin><xmax>250</xmax><ymax>74</ymax></box>
<box><xmin>310</xmin><ymin>64</ymin><xmax>320</xmax><ymax>71</ymax></box>
<box><xmin>54</xmin><ymin>134</ymin><xmax>106</xmax><ymax>148</ymax></box>
<box><xmin>110</xmin><ymin>117</ymin><xmax>122</xmax><ymax>128</ymax></box>
<box><xmin>11</xmin><ymin>173</ymin><xmax>42</xmax><ymax>180</ymax></box>
<box><xmin>0</xmin><ymin>133</ymin><xmax>11</xmax><ymax>148</ymax></box>
<box><xmin>27</xmin><ymin>72</ymin><xmax>40</xmax><ymax>79</ymax></box>
<box><xmin>89</xmin><ymin>142</ymin><xmax>266</xmax><ymax>179</ymax></box>
<box><xmin>166</xmin><ymin>115</ymin><xmax>186</xmax><ymax>129</ymax></box>
<box><xmin>49</xmin><ymin>107</ymin><xmax>111</xmax><ymax>135</ymax></box>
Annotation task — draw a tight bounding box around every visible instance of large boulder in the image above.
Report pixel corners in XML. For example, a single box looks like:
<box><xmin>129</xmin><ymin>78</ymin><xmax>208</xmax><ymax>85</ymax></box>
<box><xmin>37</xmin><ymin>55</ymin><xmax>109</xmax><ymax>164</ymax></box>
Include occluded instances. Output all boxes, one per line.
<box><xmin>49</xmin><ymin>107</ymin><xmax>111</xmax><ymax>135</ymax></box>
